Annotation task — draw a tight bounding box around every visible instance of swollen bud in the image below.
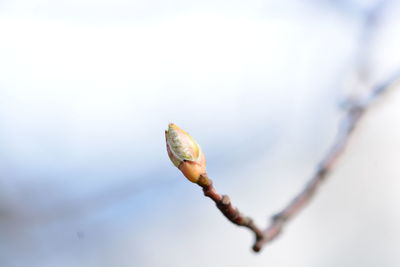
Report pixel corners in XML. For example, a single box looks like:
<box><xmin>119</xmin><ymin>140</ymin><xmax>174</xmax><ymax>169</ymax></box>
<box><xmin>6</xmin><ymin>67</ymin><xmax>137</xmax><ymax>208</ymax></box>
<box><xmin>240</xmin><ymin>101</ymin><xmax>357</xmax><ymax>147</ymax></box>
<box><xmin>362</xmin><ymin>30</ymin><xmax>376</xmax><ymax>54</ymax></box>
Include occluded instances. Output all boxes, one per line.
<box><xmin>165</xmin><ymin>123</ymin><xmax>208</xmax><ymax>184</ymax></box>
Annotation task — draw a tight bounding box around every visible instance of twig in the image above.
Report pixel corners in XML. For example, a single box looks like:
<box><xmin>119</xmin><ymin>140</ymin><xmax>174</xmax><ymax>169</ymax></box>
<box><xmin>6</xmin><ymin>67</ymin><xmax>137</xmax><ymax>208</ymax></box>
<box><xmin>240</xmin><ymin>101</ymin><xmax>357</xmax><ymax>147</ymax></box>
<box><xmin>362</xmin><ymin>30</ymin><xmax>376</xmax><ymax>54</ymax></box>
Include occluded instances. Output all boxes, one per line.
<box><xmin>199</xmin><ymin>176</ymin><xmax>264</xmax><ymax>245</ymax></box>
<box><xmin>168</xmin><ymin>2</ymin><xmax>400</xmax><ymax>252</ymax></box>
<box><xmin>252</xmin><ymin>70</ymin><xmax>400</xmax><ymax>252</ymax></box>
<box><xmin>190</xmin><ymin>71</ymin><xmax>400</xmax><ymax>253</ymax></box>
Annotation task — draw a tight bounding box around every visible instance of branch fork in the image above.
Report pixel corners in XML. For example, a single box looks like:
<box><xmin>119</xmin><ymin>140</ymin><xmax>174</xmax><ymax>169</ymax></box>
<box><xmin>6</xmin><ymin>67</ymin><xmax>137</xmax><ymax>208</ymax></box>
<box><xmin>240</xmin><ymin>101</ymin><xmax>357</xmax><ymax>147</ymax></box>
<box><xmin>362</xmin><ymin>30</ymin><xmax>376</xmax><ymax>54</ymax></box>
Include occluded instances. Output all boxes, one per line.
<box><xmin>165</xmin><ymin>70</ymin><xmax>400</xmax><ymax>252</ymax></box>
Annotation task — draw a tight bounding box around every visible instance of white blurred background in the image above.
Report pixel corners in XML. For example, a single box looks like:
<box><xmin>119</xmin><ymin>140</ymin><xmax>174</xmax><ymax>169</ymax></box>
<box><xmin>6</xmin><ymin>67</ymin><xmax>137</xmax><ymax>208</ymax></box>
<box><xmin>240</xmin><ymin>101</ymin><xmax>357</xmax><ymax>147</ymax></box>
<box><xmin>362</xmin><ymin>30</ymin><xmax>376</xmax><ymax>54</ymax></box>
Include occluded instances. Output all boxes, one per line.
<box><xmin>0</xmin><ymin>0</ymin><xmax>400</xmax><ymax>266</ymax></box>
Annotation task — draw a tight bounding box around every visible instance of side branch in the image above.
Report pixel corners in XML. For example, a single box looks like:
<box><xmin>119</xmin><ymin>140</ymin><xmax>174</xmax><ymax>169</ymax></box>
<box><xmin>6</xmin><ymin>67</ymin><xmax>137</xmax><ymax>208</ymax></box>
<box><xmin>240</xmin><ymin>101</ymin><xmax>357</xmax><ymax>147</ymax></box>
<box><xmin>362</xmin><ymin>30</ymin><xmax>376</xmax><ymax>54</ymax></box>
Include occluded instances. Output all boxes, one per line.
<box><xmin>199</xmin><ymin>176</ymin><xmax>264</xmax><ymax>246</ymax></box>
<box><xmin>253</xmin><ymin>71</ymin><xmax>400</xmax><ymax>252</ymax></box>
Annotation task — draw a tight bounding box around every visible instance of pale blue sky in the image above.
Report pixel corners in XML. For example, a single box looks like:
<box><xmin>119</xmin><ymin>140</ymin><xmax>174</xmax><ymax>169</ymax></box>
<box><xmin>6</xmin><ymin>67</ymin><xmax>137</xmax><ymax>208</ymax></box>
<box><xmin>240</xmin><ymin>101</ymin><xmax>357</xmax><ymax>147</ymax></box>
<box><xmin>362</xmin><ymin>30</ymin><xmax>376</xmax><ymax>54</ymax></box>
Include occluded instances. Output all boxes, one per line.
<box><xmin>1</xmin><ymin>0</ymin><xmax>399</xmax><ymax>266</ymax></box>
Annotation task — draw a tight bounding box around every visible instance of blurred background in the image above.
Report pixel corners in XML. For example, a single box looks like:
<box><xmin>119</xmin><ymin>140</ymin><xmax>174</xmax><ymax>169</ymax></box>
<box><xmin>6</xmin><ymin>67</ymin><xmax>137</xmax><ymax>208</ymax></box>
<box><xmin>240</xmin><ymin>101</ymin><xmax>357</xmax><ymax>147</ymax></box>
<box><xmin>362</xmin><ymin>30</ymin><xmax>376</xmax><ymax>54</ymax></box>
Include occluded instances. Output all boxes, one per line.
<box><xmin>0</xmin><ymin>0</ymin><xmax>400</xmax><ymax>266</ymax></box>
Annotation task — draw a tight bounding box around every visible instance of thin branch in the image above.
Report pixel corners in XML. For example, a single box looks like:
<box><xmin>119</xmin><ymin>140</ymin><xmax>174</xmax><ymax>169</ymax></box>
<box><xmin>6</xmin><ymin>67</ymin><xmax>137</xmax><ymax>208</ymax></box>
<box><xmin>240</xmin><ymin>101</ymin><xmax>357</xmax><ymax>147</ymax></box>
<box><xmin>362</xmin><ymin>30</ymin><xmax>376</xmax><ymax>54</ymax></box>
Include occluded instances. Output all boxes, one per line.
<box><xmin>252</xmin><ymin>70</ymin><xmax>400</xmax><ymax>252</ymax></box>
<box><xmin>199</xmin><ymin>177</ymin><xmax>264</xmax><ymax>245</ymax></box>
<box><xmin>193</xmin><ymin>71</ymin><xmax>400</xmax><ymax>252</ymax></box>
<box><xmin>170</xmin><ymin>1</ymin><xmax>400</xmax><ymax>253</ymax></box>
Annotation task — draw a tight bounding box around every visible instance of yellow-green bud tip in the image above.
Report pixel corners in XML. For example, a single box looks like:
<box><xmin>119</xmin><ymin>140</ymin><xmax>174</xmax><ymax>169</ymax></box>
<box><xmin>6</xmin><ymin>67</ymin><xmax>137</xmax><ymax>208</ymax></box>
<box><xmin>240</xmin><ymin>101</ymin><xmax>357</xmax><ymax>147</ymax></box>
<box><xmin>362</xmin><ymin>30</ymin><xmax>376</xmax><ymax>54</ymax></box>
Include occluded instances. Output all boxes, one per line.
<box><xmin>165</xmin><ymin>123</ymin><xmax>207</xmax><ymax>183</ymax></box>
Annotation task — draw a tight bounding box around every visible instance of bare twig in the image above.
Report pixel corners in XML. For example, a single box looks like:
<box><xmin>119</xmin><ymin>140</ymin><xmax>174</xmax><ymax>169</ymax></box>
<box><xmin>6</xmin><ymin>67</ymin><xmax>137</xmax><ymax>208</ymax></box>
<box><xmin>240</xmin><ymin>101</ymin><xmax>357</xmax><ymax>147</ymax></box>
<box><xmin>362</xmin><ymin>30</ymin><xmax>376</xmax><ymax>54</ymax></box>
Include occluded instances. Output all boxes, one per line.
<box><xmin>199</xmin><ymin>175</ymin><xmax>264</xmax><ymax>245</ymax></box>
<box><xmin>192</xmin><ymin>70</ymin><xmax>400</xmax><ymax>253</ymax></box>
<box><xmin>169</xmin><ymin>1</ymin><xmax>400</xmax><ymax>253</ymax></box>
<box><xmin>252</xmin><ymin>70</ymin><xmax>400</xmax><ymax>252</ymax></box>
